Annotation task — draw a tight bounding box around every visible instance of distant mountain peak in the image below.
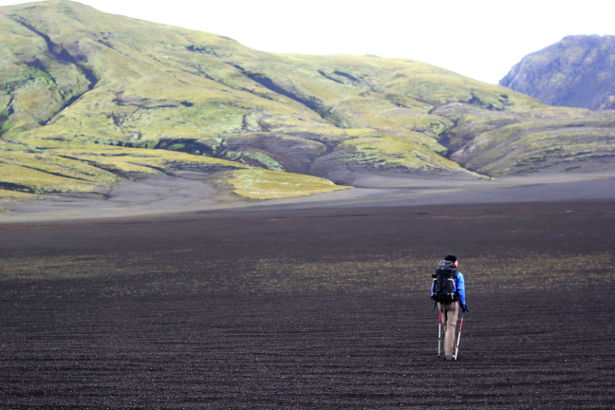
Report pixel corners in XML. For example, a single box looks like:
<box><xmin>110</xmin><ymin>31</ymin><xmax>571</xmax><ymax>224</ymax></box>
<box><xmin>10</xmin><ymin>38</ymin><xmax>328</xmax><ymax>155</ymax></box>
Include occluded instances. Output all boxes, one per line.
<box><xmin>500</xmin><ymin>34</ymin><xmax>615</xmax><ymax>110</ymax></box>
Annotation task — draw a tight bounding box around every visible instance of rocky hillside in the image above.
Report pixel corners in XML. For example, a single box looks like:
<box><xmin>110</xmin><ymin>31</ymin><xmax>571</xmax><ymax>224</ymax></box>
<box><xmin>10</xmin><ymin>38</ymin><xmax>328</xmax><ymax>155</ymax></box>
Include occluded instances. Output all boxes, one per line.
<box><xmin>2</xmin><ymin>1</ymin><xmax>615</xmax><ymax>202</ymax></box>
<box><xmin>500</xmin><ymin>35</ymin><xmax>615</xmax><ymax>110</ymax></box>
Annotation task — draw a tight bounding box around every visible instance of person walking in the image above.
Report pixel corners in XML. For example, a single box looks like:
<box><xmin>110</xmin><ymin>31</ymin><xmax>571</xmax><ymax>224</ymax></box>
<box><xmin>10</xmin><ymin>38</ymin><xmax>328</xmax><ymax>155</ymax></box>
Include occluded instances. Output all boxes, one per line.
<box><xmin>431</xmin><ymin>254</ymin><xmax>468</xmax><ymax>361</ymax></box>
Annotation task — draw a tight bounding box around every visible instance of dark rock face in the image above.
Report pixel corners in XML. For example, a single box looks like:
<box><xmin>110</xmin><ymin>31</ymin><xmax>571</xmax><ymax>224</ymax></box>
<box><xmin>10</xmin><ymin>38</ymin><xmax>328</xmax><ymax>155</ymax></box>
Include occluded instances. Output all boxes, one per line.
<box><xmin>500</xmin><ymin>35</ymin><xmax>615</xmax><ymax>110</ymax></box>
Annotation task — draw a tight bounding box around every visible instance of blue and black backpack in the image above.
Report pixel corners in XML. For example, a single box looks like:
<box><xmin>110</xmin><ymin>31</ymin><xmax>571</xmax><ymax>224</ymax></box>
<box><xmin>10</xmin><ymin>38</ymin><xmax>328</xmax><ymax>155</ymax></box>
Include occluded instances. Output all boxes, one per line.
<box><xmin>431</xmin><ymin>260</ymin><xmax>458</xmax><ymax>303</ymax></box>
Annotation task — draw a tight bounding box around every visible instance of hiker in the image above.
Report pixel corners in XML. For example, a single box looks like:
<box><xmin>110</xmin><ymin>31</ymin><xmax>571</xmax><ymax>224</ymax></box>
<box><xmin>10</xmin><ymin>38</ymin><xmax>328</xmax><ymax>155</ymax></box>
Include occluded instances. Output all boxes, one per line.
<box><xmin>431</xmin><ymin>254</ymin><xmax>468</xmax><ymax>361</ymax></box>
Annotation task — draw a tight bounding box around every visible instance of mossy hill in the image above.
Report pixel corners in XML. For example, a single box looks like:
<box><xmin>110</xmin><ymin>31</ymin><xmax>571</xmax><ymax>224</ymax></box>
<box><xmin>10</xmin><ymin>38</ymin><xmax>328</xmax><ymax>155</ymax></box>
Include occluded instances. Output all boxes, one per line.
<box><xmin>501</xmin><ymin>35</ymin><xmax>615</xmax><ymax>110</ymax></box>
<box><xmin>2</xmin><ymin>1</ymin><xmax>615</xmax><ymax>202</ymax></box>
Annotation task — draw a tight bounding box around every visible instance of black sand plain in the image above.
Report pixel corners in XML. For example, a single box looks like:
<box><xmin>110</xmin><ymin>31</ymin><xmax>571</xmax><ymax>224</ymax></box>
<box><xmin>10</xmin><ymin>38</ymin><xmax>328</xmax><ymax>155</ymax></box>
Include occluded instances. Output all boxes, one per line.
<box><xmin>1</xmin><ymin>200</ymin><xmax>614</xmax><ymax>408</ymax></box>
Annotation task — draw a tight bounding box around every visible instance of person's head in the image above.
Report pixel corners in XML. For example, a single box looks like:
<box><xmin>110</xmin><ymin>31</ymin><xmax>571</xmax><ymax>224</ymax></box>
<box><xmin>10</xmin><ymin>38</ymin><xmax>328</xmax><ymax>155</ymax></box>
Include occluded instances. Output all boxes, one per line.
<box><xmin>444</xmin><ymin>254</ymin><xmax>459</xmax><ymax>267</ymax></box>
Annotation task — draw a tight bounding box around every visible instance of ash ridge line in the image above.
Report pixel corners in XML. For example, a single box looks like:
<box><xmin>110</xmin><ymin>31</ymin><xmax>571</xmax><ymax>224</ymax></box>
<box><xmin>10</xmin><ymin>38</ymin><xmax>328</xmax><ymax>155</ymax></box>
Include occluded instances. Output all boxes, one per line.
<box><xmin>9</xmin><ymin>15</ymin><xmax>99</xmax><ymax>126</ymax></box>
<box><xmin>230</xmin><ymin>63</ymin><xmax>346</xmax><ymax>128</ymax></box>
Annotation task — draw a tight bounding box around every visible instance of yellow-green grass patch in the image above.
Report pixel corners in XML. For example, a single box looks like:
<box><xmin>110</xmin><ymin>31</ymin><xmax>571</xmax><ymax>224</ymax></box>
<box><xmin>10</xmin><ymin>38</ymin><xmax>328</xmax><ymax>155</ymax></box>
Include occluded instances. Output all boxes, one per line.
<box><xmin>227</xmin><ymin>168</ymin><xmax>348</xmax><ymax>199</ymax></box>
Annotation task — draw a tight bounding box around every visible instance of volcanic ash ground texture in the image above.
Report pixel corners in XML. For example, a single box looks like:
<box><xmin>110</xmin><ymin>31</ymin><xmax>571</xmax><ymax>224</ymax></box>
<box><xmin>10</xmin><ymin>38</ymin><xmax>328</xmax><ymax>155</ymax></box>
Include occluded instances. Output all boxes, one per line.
<box><xmin>0</xmin><ymin>202</ymin><xmax>614</xmax><ymax>408</ymax></box>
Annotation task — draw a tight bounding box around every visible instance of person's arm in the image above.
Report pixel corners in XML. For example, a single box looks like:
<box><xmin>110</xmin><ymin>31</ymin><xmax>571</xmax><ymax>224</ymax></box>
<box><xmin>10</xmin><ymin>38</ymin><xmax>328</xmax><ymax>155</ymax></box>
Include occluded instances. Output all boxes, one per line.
<box><xmin>456</xmin><ymin>272</ymin><xmax>467</xmax><ymax>307</ymax></box>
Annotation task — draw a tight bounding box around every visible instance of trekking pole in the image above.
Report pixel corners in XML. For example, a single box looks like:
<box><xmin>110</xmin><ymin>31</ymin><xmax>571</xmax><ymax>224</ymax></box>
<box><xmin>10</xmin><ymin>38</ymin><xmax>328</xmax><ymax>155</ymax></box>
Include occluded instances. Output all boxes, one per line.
<box><xmin>453</xmin><ymin>313</ymin><xmax>465</xmax><ymax>361</ymax></box>
<box><xmin>437</xmin><ymin>310</ymin><xmax>442</xmax><ymax>357</ymax></box>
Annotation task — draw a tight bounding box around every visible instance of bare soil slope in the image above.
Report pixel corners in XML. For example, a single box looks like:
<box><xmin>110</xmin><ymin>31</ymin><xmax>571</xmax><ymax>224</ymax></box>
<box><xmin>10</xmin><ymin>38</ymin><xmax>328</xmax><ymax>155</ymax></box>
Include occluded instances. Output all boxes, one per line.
<box><xmin>3</xmin><ymin>171</ymin><xmax>615</xmax><ymax>222</ymax></box>
<box><xmin>1</xmin><ymin>202</ymin><xmax>614</xmax><ymax>408</ymax></box>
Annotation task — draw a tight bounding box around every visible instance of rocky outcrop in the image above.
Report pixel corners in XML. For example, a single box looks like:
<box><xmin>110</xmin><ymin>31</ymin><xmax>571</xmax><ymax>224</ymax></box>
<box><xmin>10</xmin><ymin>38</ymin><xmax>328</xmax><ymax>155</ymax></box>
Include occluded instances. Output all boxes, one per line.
<box><xmin>500</xmin><ymin>35</ymin><xmax>615</xmax><ymax>110</ymax></box>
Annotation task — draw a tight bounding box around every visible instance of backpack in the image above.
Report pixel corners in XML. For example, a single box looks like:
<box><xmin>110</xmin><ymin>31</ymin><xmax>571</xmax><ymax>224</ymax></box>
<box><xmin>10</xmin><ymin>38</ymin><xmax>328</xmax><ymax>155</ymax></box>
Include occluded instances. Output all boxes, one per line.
<box><xmin>431</xmin><ymin>260</ymin><xmax>458</xmax><ymax>303</ymax></box>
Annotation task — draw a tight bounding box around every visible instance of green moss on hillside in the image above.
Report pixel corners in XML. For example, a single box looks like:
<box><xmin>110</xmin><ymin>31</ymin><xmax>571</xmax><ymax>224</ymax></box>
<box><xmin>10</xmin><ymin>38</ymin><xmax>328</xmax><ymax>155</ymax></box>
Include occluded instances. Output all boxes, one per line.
<box><xmin>228</xmin><ymin>168</ymin><xmax>348</xmax><ymax>199</ymax></box>
<box><xmin>1</xmin><ymin>1</ymin><xmax>614</xmax><ymax>202</ymax></box>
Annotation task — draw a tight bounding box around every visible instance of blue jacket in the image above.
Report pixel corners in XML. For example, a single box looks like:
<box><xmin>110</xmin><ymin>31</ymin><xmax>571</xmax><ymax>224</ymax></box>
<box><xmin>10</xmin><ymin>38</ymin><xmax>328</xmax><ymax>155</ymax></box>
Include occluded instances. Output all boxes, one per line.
<box><xmin>431</xmin><ymin>271</ymin><xmax>466</xmax><ymax>306</ymax></box>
